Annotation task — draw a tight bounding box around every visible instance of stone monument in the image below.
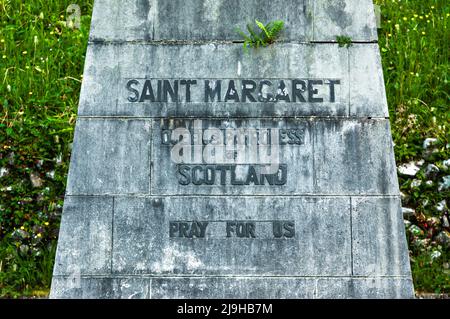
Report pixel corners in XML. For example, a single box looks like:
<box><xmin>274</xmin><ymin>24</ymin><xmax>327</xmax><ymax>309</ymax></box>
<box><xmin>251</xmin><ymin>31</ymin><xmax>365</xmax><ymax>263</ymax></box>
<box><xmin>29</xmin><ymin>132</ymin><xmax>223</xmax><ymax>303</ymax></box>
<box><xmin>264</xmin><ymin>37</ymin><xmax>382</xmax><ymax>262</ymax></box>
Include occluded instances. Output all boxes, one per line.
<box><xmin>50</xmin><ymin>0</ymin><xmax>415</xmax><ymax>298</ymax></box>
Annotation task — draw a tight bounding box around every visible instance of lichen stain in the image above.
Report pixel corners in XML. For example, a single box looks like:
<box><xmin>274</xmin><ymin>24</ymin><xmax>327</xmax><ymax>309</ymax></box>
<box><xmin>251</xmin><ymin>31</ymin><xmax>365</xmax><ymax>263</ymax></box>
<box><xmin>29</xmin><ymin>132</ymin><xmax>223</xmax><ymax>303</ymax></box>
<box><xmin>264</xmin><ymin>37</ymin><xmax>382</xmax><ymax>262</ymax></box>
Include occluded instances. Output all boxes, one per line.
<box><xmin>135</xmin><ymin>0</ymin><xmax>155</xmax><ymax>40</ymax></box>
<box><xmin>363</xmin><ymin>25</ymin><xmax>372</xmax><ymax>37</ymax></box>
<box><xmin>137</xmin><ymin>0</ymin><xmax>150</xmax><ymax>20</ymax></box>
<box><xmin>325</xmin><ymin>0</ymin><xmax>352</xmax><ymax>30</ymax></box>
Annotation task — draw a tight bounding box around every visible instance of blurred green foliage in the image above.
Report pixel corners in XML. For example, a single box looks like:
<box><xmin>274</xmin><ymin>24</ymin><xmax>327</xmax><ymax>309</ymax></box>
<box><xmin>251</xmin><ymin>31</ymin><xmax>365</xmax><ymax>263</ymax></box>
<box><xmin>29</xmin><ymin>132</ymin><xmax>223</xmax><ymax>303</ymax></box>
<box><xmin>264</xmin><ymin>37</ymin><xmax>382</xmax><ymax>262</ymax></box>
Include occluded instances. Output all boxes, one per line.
<box><xmin>375</xmin><ymin>0</ymin><xmax>449</xmax><ymax>294</ymax></box>
<box><xmin>0</xmin><ymin>0</ymin><xmax>93</xmax><ymax>297</ymax></box>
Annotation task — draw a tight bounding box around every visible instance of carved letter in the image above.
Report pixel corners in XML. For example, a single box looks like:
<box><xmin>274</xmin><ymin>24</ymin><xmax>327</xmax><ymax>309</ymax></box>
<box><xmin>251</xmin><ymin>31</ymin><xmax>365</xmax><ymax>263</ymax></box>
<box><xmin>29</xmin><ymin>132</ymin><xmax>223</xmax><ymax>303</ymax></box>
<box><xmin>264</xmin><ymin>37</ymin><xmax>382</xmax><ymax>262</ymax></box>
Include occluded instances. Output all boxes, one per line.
<box><xmin>126</xmin><ymin>79</ymin><xmax>140</xmax><ymax>102</ymax></box>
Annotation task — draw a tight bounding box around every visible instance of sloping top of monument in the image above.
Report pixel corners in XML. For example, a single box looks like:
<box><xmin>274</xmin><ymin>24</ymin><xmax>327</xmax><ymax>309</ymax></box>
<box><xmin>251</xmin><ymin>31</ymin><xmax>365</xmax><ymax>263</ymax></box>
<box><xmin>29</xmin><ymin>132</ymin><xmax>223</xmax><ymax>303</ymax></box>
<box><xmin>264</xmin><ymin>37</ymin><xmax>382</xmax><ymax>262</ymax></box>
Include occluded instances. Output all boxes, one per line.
<box><xmin>89</xmin><ymin>0</ymin><xmax>378</xmax><ymax>43</ymax></box>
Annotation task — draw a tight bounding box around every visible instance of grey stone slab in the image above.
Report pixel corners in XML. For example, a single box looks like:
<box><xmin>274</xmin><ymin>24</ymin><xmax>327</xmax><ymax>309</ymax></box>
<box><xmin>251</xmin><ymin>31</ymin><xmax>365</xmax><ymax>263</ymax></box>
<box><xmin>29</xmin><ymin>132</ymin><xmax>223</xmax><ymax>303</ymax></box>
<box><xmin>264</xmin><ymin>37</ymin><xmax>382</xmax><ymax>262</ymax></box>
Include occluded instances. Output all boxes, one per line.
<box><xmin>53</xmin><ymin>196</ymin><xmax>113</xmax><ymax>276</ymax></box>
<box><xmin>66</xmin><ymin>119</ymin><xmax>151</xmax><ymax>195</ymax></box>
<box><xmin>79</xmin><ymin>43</ymin><xmax>388</xmax><ymax>118</ymax></box>
<box><xmin>112</xmin><ymin>196</ymin><xmax>351</xmax><ymax>276</ymax></box>
<box><xmin>352</xmin><ymin>197</ymin><xmax>412</xmax><ymax>276</ymax></box>
<box><xmin>78</xmin><ymin>43</ymin><xmax>352</xmax><ymax>118</ymax></box>
<box><xmin>112</xmin><ymin>277</ymin><xmax>151</xmax><ymax>298</ymax></box>
<box><xmin>77</xmin><ymin>45</ymin><xmax>120</xmax><ymax>114</ymax></box>
<box><xmin>152</xmin><ymin>118</ymin><xmax>314</xmax><ymax>195</ymax></box>
<box><xmin>349</xmin><ymin>44</ymin><xmax>389</xmax><ymax>117</ymax></box>
<box><xmin>152</xmin><ymin>118</ymin><xmax>398</xmax><ymax>195</ymax></box>
<box><xmin>51</xmin><ymin>276</ymin><xmax>414</xmax><ymax>299</ymax></box>
<box><xmin>150</xmin><ymin>277</ymin><xmax>317</xmax><ymax>299</ymax></box>
<box><xmin>50</xmin><ymin>277</ymin><xmax>150</xmax><ymax>299</ymax></box>
<box><xmin>313</xmin><ymin>119</ymin><xmax>399</xmax><ymax>195</ymax></box>
<box><xmin>316</xmin><ymin>278</ymin><xmax>415</xmax><ymax>299</ymax></box>
<box><xmin>90</xmin><ymin>0</ymin><xmax>312</xmax><ymax>42</ymax></box>
<box><xmin>349</xmin><ymin>278</ymin><xmax>415</xmax><ymax>299</ymax></box>
<box><xmin>89</xmin><ymin>0</ymin><xmax>377</xmax><ymax>42</ymax></box>
<box><xmin>50</xmin><ymin>277</ymin><xmax>113</xmax><ymax>299</ymax></box>
<box><xmin>313</xmin><ymin>0</ymin><xmax>378</xmax><ymax>42</ymax></box>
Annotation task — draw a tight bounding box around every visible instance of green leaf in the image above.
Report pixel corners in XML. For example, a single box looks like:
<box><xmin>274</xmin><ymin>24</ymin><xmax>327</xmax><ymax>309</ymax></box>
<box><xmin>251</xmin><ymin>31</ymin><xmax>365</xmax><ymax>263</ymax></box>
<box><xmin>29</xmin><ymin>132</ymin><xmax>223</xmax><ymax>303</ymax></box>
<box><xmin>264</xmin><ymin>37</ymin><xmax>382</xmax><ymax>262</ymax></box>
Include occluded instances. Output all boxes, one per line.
<box><xmin>246</xmin><ymin>23</ymin><xmax>261</xmax><ymax>43</ymax></box>
<box><xmin>255</xmin><ymin>19</ymin><xmax>269</xmax><ymax>38</ymax></box>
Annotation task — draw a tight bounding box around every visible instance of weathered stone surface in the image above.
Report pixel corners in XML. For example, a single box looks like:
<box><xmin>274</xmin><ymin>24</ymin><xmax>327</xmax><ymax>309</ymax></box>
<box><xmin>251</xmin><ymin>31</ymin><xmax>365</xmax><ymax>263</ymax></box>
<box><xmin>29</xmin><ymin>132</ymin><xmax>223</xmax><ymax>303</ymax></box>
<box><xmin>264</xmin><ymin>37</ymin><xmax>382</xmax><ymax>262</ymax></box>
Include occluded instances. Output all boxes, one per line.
<box><xmin>51</xmin><ymin>195</ymin><xmax>413</xmax><ymax>292</ymax></box>
<box><xmin>50</xmin><ymin>277</ymin><xmax>114</xmax><ymax>299</ymax></box>
<box><xmin>352</xmin><ymin>197</ymin><xmax>411</xmax><ymax>276</ymax></box>
<box><xmin>89</xmin><ymin>0</ymin><xmax>377</xmax><ymax>42</ymax></box>
<box><xmin>313</xmin><ymin>0</ymin><xmax>378</xmax><ymax>42</ymax></box>
<box><xmin>51</xmin><ymin>195</ymin><xmax>414</xmax><ymax>299</ymax></box>
<box><xmin>313</xmin><ymin>119</ymin><xmax>398</xmax><ymax>194</ymax></box>
<box><xmin>152</xmin><ymin>118</ymin><xmax>398</xmax><ymax>195</ymax></box>
<box><xmin>149</xmin><ymin>277</ymin><xmax>318</xmax><ymax>299</ymax></box>
<box><xmin>349</xmin><ymin>44</ymin><xmax>389</xmax><ymax>117</ymax></box>
<box><xmin>53</xmin><ymin>196</ymin><xmax>113</xmax><ymax>276</ymax></box>
<box><xmin>66</xmin><ymin>119</ymin><xmax>151</xmax><ymax>195</ymax></box>
<box><xmin>112</xmin><ymin>196</ymin><xmax>351</xmax><ymax>276</ymax></box>
<box><xmin>50</xmin><ymin>277</ymin><xmax>148</xmax><ymax>299</ymax></box>
<box><xmin>65</xmin><ymin>117</ymin><xmax>399</xmax><ymax>197</ymax></box>
<box><xmin>315</xmin><ymin>278</ymin><xmax>414</xmax><ymax>299</ymax></box>
<box><xmin>78</xmin><ymin>43</ymin><xmax>389</xmax><ymax>118</ymax></box>
<box><xmin>152</xmin><ymin>118</ymin><xmax>314</xmax><ymax>195</ymax></box>
<box><xmin>50</xmin><ymin>276</ymin><xmax>414</xmax><ymax>299</ymax></box>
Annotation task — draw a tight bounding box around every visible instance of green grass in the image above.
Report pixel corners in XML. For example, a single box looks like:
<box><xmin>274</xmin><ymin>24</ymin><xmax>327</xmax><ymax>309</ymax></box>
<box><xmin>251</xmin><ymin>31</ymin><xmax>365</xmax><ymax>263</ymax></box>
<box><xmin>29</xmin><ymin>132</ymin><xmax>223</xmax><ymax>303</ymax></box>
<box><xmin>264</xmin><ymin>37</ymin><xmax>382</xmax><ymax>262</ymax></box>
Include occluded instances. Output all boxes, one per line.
<box><xmin>0</xmin><ymin>0</ymin><xmax>93</xmax><ymax>297</ymax></box>
<box><xmin>375</xmin><ymin>0</ymin><xmax>449</xmax><ymax>294</ymax></box>
<box><xmin>0</xmin><ymin>0</ymin><xmax>448</xmax><ymax>297</ymax></box>
<box><xmin>0</xmin><ymin>237</ymin><xmax>56</xmax><ymax>298</ymax></box>
<box><xmin>375</xmin><ymin>0</ymin><xmax>449</xmax><ymax>162</ymax></box>
<box><xmin>336</xmin><ymin>35</ymin><xmax>353</xmax><ymax>48</ymax></box>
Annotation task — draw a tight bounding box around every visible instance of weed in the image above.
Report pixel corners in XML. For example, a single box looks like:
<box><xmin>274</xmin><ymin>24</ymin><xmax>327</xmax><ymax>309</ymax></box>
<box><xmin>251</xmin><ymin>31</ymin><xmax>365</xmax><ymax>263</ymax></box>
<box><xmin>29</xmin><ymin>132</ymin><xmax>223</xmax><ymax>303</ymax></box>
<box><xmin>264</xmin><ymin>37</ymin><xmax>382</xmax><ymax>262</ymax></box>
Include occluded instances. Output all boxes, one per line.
<box><xmin>336</xmin><ymin>35</ymin><xmax>353</xmax><ymax>48</ymax></box>
<box><xmin>236</xmin><ymin>19</ymin><xmax>284</xmax><ymax>52</ymax></box>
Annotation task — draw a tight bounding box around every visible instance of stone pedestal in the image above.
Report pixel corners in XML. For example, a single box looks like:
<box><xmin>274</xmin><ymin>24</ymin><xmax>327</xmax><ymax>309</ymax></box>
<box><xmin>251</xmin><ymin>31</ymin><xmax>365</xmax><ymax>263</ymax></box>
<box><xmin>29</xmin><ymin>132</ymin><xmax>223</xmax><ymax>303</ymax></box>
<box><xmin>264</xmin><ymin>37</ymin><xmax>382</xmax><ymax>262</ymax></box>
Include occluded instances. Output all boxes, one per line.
<box><xmin>50</xmin><ymin>0</ymin><xmax>414</xmax><ymax>299</ymax></box>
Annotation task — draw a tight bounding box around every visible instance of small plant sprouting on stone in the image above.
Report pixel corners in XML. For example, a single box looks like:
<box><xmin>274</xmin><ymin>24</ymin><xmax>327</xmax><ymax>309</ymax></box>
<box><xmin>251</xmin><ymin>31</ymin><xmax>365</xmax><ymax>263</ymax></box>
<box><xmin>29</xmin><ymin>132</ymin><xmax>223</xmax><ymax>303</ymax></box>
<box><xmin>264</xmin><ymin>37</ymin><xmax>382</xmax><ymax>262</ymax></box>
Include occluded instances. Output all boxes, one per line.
<box><xmin>336</xmin><ymin>35</ymin><xmax>353</xmax><ymax>48</ymax></box>
<box><xmin>236</xmin><ymin>19</ymin><xmax>285</xmax><ymax>52</ymax></box>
